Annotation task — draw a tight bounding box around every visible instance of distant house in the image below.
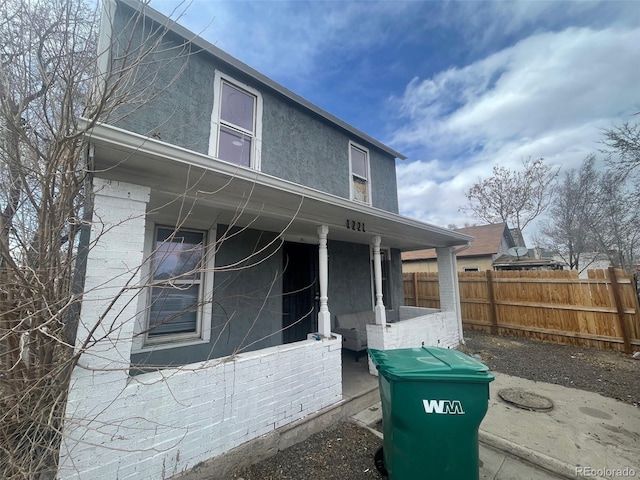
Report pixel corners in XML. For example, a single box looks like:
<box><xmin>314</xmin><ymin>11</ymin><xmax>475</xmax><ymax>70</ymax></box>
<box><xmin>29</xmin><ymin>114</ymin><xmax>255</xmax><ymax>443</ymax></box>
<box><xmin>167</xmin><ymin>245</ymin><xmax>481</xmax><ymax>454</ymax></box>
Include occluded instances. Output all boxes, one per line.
<box><xmin>403</xmin><ymin>223</ymin><xmax>515</xmax><ymax>273</ymax></box>
<box><xmin>509</xmin><ymin>227</ymin><xmax>526</xmax><ymax>247</ymax></box>
<box><xmin>492</xmin><ymin>254</ymin><xmax>565</xmax><ymax>271</ymax></box>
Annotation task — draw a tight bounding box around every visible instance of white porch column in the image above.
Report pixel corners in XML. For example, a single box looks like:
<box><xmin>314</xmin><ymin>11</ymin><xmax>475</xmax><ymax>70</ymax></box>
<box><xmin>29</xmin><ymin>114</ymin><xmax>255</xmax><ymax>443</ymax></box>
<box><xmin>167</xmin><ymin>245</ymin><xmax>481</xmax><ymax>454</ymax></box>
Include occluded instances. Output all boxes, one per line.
<box><xmin>436</xmin><ymin>246</ymin><xmax>463</xmax><ymax>343</ymax></box>
<box><xmin>317</xmin><ymin>225</ymin><xmax>331</xmax><ymax>337</ymax></box>
<box><xmin>60</xmin><ymin>178</ymin><xmax>150</xmax><ymax>477</ymax></box>
<box><xmin>74</xmin><ymin>179</ymin><xmax>151</xmax><ymax>368</ymax></box>
<box><xmin>372</xmin><ymin>235</ymin><xmax>387</xmax><ymax>326</ymax></box>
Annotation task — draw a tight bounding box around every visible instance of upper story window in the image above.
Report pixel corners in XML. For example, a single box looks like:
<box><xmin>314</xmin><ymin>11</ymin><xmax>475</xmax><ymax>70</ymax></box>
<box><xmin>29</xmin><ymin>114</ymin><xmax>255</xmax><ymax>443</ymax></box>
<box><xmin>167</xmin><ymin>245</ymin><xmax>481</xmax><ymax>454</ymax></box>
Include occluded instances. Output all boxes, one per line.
<box><xmin>209</xmin><ymin>72</ymin><xmax>263</xmax><ymax>169</ymax></box>
<box><xmin>219</xmin><ymin>82</ymin><xmax>255</xmax><ymax>166</ymax></box>
<box><xmin>349</xmin><ymin>142</ymin><xmax>370</xmax><ymax>204</ymax></box>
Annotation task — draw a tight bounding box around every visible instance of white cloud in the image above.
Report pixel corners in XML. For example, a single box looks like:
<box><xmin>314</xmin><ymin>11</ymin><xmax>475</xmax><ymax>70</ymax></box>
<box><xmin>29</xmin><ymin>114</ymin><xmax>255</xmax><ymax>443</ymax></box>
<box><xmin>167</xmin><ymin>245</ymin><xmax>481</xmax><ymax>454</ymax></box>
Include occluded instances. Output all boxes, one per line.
<box><xmin>170</xmin><ymin>0</ymin><xmax>418</xmax><ymax>87</ymax></box>
<box><xmin>392</xmin><ymin>26</ymin><xmax>640</xmax><ymax>233</ymax></box>
<box><xmin>448</xmin><ymin>1</ymin><xmax>640</xmax><ymax>53</ymax></box>
<box><xmin>150</xmin><ymin>0</ymin><xmax>639</xmax><ymax>243</ymax></box>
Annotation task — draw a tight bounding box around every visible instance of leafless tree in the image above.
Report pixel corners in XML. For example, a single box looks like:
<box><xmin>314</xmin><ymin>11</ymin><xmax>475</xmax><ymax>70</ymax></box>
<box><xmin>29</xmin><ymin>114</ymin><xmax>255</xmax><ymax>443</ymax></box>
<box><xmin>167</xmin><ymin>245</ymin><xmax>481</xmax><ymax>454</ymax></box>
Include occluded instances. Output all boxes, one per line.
<box><xmin>588</xmin><ymin>171</ymin><xmax>639</xmax><ymax>272</ymax></box>
<box><xmin>462</xmin><ymin>157</ymin><xmax>559</xmax><ymax>234</ymax></box>
<box><xmin>599</xmin><ymin>116</ymin><xmax>640</xmax><ymax>271</ymax></box>
<box><xmin>537</xmin><ymin>155</ymin><xmax>600</xmax><ymax>272</ymax></box>
<box><xmin>602</xmin><ymin>116</ymin><xmax>640</xmax><ymax>177</ymax></box>
<box><xmin>538</xmin><ymin>152</ymin><xmax>639</xmax><ymax>274</ymax></box>
<box><xmin>1</xmin><ymin>0</ymin><xmax>102</xmax><ymax>475</ymax></box>
<box><xmin>0</xmin><ymin>0</ymin><xmax>319</xmax><ymax>475</ymax></box>
<box><xmin>0</xmin><ymin>1</ymin><xmax>235</xmax><ymax>477</ymax></box>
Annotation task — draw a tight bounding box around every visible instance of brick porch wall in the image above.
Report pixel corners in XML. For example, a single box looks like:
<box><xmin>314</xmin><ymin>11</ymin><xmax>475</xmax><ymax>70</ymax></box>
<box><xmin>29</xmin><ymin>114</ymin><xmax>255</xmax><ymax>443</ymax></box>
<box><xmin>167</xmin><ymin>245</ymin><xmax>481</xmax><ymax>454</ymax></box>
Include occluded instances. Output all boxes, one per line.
<box><xmin>366</xmin><ymin>308</ymin><xmax>460</xmax><ymax>376</ymax></box>
<box><xmin>58</xmin><ymin>178</ymin><xmax>342</xmax><ymax>480</ymax></box>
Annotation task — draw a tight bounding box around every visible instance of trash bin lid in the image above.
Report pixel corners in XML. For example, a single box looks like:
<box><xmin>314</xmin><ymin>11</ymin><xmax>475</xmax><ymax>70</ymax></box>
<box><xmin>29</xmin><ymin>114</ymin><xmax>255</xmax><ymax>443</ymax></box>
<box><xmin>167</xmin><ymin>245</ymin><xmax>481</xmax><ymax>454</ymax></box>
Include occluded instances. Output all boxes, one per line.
<box><xmin>369</xmin><ymin>346</ymin><xmax>494</xmax><ymax>382</ymax></box>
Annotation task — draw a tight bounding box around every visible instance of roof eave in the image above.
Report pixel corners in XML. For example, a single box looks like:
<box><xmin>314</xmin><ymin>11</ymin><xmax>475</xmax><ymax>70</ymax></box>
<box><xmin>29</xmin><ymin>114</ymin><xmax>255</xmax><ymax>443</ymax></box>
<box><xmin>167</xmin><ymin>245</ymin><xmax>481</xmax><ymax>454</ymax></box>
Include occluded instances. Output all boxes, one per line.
<box><xmin>82</xmin><ymin>120</ymin><xmax>471</xmax><ymax>249</ymax></box>
<box><xmin>115</xmin><ymin>0</ymin><xmax>407</xmax><ymax>161</ymax></box>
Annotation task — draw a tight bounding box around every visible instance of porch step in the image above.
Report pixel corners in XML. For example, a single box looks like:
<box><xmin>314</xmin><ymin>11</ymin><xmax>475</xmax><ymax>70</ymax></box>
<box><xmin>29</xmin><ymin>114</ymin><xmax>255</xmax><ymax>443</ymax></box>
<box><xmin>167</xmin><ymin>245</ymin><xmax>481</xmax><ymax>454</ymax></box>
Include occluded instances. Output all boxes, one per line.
<box><xmin>351</xmin><ymin>400</ymin><xmax>382</xmax><ymax>428</ymax></box>
<box><xmin>341</xmin><ymin>386</ymin><xmax>381</xmax><ymax>418</ymax></box>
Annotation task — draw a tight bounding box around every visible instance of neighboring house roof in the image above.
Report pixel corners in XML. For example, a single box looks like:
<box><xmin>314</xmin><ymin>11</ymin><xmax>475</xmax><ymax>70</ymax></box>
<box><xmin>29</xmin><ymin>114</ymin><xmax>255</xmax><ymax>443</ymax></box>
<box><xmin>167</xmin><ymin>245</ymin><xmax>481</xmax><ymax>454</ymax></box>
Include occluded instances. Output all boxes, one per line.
<box><xmin>531</xmin><ymin>247</ymin><xmax>560</xmax><ymax>259</ymax></box>
<box><xmin>402</xmin><ymin>223</ymin><xmax>513</xmax><ymax>261</ymax></box>
<box><xmin>116</xmin><ymin>0</ymin><xmax>406</xmax><ymax>161</ymax></box>
<box><xmin>493</xmin><ymin>254</ymin><xmax>565</xmax><ymax>270</ymax></box>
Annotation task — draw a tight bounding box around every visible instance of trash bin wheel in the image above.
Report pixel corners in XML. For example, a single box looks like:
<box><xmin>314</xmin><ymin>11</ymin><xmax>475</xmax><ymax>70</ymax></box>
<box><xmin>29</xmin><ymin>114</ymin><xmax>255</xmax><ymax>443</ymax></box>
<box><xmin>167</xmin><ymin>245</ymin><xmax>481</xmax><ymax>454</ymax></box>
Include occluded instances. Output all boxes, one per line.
<box><xmin>374</xmin><ymin>447</ymin><xmax>388</xmax><ymax>477</ymax></box>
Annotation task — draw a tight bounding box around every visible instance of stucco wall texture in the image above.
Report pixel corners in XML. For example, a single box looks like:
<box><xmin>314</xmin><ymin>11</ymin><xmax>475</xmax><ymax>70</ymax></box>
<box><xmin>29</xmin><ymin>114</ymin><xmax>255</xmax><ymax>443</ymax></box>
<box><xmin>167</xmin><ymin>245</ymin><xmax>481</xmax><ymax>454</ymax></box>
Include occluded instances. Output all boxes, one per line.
<box><xmin>130</xmin><ymin>225</ymin><xmax>284</xmax><ymax>370</ymax></box>
<box><xmin>111</xmin><ymin>2</ymin><xmax>399</xmax><ymax>213</ymax></box>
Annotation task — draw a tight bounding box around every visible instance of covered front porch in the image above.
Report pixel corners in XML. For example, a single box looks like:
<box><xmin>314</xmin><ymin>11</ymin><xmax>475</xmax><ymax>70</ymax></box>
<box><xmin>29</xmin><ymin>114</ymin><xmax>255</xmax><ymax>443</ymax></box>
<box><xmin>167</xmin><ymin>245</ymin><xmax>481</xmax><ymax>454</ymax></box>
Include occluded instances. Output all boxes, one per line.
<box><xmin>87</xmin><ymin>121</ymin><xmax>473</xmax><ymax>350</ymax></box>
<box><xmin>61</xmin><ymin>122</ymin><xmax>474</xmax><ymax>478</ymax></box>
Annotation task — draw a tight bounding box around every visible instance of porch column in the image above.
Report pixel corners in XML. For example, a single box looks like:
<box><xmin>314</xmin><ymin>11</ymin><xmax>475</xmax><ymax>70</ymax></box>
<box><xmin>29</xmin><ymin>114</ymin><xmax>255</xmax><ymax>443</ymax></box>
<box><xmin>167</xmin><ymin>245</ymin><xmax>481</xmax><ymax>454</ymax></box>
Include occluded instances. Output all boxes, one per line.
<box><xmin>436</xmin><ymin>247</ymin><xmax>463</xmax><ymax>342</ymax></box>
<box><xmin>60</xmin><ymin>178</ymin><xmax>150</xmax><ymax>476</ymax></box>
<box><xmin>372</xmin><ymin>236</ymin><xmax>387</xmax><ymax>326</ymax></box>
<box><xmin>317</xmin><ymin>225</ymin><xmax>331</xmax><ymax>337</ymax></box>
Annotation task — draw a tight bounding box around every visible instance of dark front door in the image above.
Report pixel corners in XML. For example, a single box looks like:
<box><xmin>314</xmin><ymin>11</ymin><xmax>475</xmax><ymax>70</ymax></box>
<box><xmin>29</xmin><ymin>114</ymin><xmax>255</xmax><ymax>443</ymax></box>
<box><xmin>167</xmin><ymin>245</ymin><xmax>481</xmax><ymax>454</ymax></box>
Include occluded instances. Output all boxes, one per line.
<box><xmin>282</xmin><ymin>242</ymin><xmax>319</xmax><ymax>344</ymax></box>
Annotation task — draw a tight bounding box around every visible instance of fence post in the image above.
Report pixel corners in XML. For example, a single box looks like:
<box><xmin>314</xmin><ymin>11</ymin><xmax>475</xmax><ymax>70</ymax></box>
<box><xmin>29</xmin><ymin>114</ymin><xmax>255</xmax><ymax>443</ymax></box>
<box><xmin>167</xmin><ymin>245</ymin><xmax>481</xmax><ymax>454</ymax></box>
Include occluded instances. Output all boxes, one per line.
<box><xmin>486</xmin><ymin>270</ymin><xmax>499</xmax><ymax>335</ymax></box>
<box><xmin>631</xmin><ymin>273</ymin><xmax>640</xmax><ymax>318</ymax></box>
<box><xmin>608</xmin><ymin>267</ymin><xmax>632</xmax><ymax>354</ymax></box>
<box><xmin>413</xmin><ymin>272</ymin><xmax>419</xmax><ymax>307</ymax></box>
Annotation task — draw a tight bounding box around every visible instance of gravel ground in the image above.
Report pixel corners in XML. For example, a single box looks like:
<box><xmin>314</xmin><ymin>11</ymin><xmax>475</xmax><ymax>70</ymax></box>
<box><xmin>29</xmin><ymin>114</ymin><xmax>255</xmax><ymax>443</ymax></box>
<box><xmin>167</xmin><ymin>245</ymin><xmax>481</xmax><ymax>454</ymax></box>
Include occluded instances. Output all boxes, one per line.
<box><xmin>459</xmin><ymin>329</ymin><xmax>640</xmax><ymax>407</ymax></box>
<box><xmin>226</xmin><ymin>331</ymin><xmax>639</xmax><ymax>480</ymax></box>
<box><xmin>230</xmin><ymin>422</ymin><xmax>384</xmax><ymax>480</ymax></box>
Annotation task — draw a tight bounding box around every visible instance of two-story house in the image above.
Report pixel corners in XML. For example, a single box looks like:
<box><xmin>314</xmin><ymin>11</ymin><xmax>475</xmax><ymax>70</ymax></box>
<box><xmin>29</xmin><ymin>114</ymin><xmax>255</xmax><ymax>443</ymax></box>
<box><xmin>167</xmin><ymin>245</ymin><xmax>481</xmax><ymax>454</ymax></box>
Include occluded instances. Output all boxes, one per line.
<box><xmin>59</xmin><ymin>1</ymin><xmax>473</xmax><ymax>478</ymax></box>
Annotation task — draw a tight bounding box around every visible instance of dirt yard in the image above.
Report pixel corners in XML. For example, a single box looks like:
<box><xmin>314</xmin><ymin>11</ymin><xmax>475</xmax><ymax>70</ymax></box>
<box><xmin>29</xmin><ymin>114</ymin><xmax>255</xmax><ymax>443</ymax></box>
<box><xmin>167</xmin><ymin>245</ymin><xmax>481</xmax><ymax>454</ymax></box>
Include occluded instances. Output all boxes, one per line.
<box><xmin>229</xmin><ymin>421</ymin><xmax>384</xmax><ymax>480</ymax></box>
<box><xmin>459</xmin><ymin>329</ymin><xmax>639</xmax><ymax>407</ymax></box>
<box><xmin>227</xmin><ymin>331</ymin><xmax>639</xmax><ymax>480</ymax></box>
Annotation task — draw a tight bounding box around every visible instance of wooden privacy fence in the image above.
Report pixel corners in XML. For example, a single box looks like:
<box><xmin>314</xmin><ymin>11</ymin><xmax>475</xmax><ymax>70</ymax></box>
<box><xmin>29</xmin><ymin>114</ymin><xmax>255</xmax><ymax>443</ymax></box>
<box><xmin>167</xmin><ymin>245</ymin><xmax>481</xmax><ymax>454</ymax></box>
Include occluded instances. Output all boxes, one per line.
<box><xmin>403</xmin><ymin>268</ymin><xmax>640</xmax><ymax>352</ymax></box>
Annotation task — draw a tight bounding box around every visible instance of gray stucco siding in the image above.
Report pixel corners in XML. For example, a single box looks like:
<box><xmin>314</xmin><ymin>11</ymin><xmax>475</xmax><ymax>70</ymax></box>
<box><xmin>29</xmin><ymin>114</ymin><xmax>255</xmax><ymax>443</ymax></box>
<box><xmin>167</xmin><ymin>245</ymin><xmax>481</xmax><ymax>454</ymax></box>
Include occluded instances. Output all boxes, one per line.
<box><xmin>327</xmin><ymin>241</ymin><xmax>403</xmax><ymax>325</ymax></box>
<box><xmin>130</xmin><ymin>225</ymin><xmax>282</xmax><ymax>371</ymax></box>
<box><xmin>110</xmin><ymin>5</ymin><xmax>214</xmax><ymax>153</ymax></box>
<box><xmin>327</xmin><ymin>240</ymin><xmax>374</xmax><ymax>327</ymax></box>
<box><xmin>369</xmin><ymin>149</ymin><xmax>399</xmax><ymax>213</ymax></box>
<box><xmin>261</xmin><ymin>94</ymin><xmax>350</xmax><ymax>198</ymax></box>
<box><xmin>209</xmin><ymin>225</ymin><xmax>284</xmax><ymax>358</ymax></box>
<box><xmin>261</xmin><ymin>93</ymin><xmax>399</xmax><ymax>212</ymax></box>
<box><xmin>111</xmin><ymin>3</ymin><xmax>400</xmax><ymax>213</ymax></box>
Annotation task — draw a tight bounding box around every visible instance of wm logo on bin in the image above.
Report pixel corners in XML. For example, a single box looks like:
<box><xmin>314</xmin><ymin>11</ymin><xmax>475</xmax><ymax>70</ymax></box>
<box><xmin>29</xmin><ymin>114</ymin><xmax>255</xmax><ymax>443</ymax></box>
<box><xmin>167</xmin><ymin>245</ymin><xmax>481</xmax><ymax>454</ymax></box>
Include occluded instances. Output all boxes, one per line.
<box><xmin>423</xmin><ymin>399</ymin><xmax>465</xmax><ymax>415</ymax></box>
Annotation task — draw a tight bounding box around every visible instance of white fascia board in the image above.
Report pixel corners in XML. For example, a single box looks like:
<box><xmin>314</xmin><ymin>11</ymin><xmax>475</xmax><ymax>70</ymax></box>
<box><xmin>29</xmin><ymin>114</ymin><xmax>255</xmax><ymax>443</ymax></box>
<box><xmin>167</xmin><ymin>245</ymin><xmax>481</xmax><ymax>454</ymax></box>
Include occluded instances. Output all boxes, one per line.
<box><xmin>115</xmin><ymin>0</ymin><xmax>406</xmax><ymax>161</ymax></box>
<box><xmin>82</xmin><ymin>120</ymin><xmax>471</xmax><ymax>247</ymax></box>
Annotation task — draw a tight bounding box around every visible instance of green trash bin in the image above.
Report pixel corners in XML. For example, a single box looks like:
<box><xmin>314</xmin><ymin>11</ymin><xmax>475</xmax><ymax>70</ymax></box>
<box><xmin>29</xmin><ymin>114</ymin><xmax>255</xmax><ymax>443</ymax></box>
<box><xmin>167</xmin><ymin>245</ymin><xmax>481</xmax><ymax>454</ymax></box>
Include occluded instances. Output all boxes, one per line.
<box><xmin>369</xmin><ymin>346</ymin><xmax>494</xmax><ymax>480</ymax></box>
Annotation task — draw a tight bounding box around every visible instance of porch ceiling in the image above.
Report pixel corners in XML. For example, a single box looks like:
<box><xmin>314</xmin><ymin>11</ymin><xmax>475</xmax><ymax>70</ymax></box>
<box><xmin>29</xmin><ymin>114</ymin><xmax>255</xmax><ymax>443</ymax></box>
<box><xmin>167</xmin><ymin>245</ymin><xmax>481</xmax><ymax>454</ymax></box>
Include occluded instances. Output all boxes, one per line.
<box><xmin>85</xmin><ymin>122</ymin><xmax>472</xmax><ymax>251</ymax></box>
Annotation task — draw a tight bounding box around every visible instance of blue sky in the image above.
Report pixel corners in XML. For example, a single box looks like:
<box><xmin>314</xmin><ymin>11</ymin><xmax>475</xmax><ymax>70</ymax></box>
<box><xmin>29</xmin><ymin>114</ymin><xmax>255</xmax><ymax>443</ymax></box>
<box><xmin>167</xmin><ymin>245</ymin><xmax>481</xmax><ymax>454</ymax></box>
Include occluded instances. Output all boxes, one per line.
<box><xmin>153</xmin><ymin>0</ymin><xmax>640</xmax><ymax>243</ymax></box>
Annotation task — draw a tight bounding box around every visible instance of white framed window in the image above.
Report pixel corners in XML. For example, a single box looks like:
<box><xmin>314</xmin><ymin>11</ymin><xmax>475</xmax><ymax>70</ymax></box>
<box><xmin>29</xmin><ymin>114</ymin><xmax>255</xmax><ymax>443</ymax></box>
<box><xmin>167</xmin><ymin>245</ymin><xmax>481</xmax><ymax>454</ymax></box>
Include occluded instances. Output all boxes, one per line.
<box><xmin>349</xmin><ymin>142</ymin><xmax>371</xmax><ymax>205</ymax></box>
<box><xmin>132</xmin><ymin>224</ymin><xmax>215</xmax><ymax>351</ymax></box>
<box><xmin>209</xmin><ymin>71</ymin><xmax>263</xmax><ymax>170</ymax></box>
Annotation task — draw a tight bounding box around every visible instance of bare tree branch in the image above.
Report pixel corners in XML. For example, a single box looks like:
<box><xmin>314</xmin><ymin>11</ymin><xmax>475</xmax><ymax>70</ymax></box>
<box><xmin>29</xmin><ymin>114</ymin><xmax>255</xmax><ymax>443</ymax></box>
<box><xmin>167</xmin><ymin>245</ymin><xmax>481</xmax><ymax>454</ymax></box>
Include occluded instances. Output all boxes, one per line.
<box><xmin>461</xmin><ymin>157</ymin><xmax>559</xmax><ymax>233</ymax></box>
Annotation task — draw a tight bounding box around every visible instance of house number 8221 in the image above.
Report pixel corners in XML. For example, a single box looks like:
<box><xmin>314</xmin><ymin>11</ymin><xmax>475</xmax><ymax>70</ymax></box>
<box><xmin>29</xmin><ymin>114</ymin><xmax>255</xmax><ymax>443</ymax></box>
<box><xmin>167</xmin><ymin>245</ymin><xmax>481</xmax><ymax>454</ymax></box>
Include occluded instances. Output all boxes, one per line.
<box><xmin>346</xmin><ymin>220</ymin><xmax>365</xmax><ymax>232</ymax></box>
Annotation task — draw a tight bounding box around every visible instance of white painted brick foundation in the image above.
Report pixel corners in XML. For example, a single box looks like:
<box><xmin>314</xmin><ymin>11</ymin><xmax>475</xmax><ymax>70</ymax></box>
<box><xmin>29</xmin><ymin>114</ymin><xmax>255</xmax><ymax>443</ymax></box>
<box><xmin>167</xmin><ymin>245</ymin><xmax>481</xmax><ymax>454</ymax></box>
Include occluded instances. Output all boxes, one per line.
<box><xmin>58</xmin><ymin>178</ymin><xmax>342</xmax><ymax>480</ymax></box>
<box><xmin>59</xmin><ymin>338</ymin><xmax>341</xmax><ymax>480</ymax></box>
<box><xmin>366</xmin><ymin>307</ymin><xmax>461</xmax><ymax>376</ymax></box>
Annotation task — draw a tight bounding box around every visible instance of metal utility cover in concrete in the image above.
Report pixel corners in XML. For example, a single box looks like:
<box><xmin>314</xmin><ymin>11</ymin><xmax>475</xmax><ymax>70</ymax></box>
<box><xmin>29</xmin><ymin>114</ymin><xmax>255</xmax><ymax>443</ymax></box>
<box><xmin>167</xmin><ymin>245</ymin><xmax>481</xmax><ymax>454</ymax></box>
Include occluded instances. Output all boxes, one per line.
<box><xmin>498</xmin><ymin>388</ymin><xmax>554</xmax><ymax>412</ymax></box>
